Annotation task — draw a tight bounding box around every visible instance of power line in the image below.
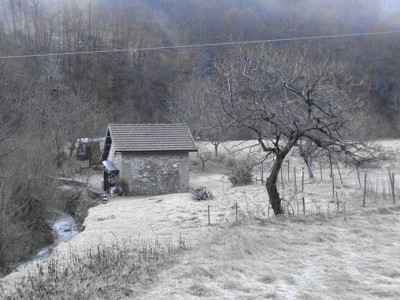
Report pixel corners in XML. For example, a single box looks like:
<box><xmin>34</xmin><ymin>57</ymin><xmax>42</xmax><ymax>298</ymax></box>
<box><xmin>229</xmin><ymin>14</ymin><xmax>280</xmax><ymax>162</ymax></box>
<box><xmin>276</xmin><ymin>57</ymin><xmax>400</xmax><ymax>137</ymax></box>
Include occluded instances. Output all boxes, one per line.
<box><xmin>0</xmin><ymin>30</ymin><xmax>400</xmax><ymax>60</ymax></box>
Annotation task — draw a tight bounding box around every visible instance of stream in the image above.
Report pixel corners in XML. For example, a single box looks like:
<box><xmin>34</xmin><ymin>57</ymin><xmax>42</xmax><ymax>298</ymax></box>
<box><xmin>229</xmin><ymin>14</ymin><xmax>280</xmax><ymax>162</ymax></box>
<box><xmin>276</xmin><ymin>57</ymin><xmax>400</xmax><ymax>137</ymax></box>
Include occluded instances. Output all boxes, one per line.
<box><xmin>16</xmin><ymin>211</ymin><xmax>80</xmax><ymax>272</ymax></box>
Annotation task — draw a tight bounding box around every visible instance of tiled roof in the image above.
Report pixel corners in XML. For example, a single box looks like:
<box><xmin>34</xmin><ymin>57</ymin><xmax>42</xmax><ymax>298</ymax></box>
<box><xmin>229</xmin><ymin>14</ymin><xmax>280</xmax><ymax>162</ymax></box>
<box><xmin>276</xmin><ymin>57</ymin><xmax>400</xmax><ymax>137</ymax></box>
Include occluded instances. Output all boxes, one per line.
<box><xmin>107</xmin><ymin>124</ymin><xmax>197</xmax><ymax>152</ymax></box>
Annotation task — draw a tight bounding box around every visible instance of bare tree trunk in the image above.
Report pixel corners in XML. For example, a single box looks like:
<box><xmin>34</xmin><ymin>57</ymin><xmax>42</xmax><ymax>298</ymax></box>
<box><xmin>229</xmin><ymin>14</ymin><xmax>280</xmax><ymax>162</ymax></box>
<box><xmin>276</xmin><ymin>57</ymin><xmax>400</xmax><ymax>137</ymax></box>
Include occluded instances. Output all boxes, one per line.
<box><xmin>69</xmin><ymin>141</ymin><xmax>75</xmax><ymax>158</ymax></box>
<box><xmin>213</xmin><ymin>142</ymin><xmax>219</xmax><ymax>157</ymax></box>
<box><xmin>300</xmin><ymin>155</ymin><xmax>314</xmax><ymax>178</ymax></box>
<box><xmin>266</xmin><ymin>154</ymin><xmax>284</xmax><ymax>215</ymax></box>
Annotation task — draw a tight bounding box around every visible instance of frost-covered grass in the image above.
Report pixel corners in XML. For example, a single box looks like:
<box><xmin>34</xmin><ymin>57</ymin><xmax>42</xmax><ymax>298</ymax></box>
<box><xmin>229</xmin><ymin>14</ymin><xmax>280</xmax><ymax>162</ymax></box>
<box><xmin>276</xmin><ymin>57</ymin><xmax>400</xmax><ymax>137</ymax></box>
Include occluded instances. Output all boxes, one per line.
<box><xmin>140</xmin><ymin>206</ymin><xmax>400</xmax><ymax>299</ymax></box>
<box><xmin>1</xmin><ymin>237</ymin><xmax>190</xmax><ymax>299</ymax></box>
<box><xmin>2</xmin><ymin>140</ymin><xmax>400</xmax><ymax>299</ymax></box>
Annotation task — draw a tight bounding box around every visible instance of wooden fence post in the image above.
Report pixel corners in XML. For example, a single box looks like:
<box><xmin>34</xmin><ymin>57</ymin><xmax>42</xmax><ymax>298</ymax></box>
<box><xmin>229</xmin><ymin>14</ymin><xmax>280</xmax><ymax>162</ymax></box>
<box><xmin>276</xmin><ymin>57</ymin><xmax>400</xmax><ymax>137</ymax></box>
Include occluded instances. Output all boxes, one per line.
<box><xmin>336</xmin><ymin>191</ymin><xmax>340</xmax><ymax>212</ymax></box>
<box><xmin>294</xmin><ymin>166</ymin><xmax>297</xmax><ymax>193</ymax></box>
<box><xmin>329</xmin><ymin>153</ymin><xmax>333</xmax><ymax>178</ymax></box>
<box><xmin>320</xmin><ymin>161</ymin><xmax>323</xmax><ymax>181</ymax></box>
<box><xmin>261</xmin><ymin>162</ymin><xmax>264</xmax><ymax>184</ymax></box>
<box><xmin>302</xmin><ymin>197</ymin><xmax>305</xmax><ymax>215</ymax></box>
<box><xmin>332</xmin><ymin>174</ymin><xmax>335</xmax><ymax>197</ymax></box>
<box><xmin>363</xmin><ymin>173</ymin><xmax>367</xmax><ymax>207</ymax></box>
<box><xmin>208</xmin><ymin>205</ymin><xmax>211</xmax><ymax>226</ymax></box>
<box><xmin>235</xmin><ymin>202</ymin><xmax>238</xmax><ymax>222</ymax></box>
<box><xmin>301</xmin><ymin>168</ymin><xmax>305</xmax><ymax>193</ymax></box>
<box><xmin>336</xmin><ymin>162</ymin><xmax>343</xmax><ymax>184</ymax></box>
<box><xmin>356</xmin><ymin>167</ymin><xmax>361</xmax><ymax>188</ymax></box>
<box><xmin>392</xmin><ymin>172</ymin><xmax>395</xmax><ymax>204</ymax></box>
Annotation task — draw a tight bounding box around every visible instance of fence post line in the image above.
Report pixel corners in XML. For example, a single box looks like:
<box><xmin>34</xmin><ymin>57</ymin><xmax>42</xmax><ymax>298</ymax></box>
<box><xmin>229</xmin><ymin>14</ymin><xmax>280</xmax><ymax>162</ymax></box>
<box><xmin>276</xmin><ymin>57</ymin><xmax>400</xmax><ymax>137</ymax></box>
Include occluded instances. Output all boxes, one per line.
<box><xmin>363</xmin><ymin>173</ymin><xmax>367</xmax><ymax>207</ymax></box>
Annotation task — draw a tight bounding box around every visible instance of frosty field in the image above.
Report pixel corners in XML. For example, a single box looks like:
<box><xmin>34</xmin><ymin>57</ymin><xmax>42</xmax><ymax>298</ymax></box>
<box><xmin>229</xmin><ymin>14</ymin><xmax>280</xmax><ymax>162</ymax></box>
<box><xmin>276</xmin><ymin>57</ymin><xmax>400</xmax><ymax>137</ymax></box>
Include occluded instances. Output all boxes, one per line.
<box><xmin>2</xmin><ymin>140</ymin><xmax>400</xmax><ymax>299</ymax></box>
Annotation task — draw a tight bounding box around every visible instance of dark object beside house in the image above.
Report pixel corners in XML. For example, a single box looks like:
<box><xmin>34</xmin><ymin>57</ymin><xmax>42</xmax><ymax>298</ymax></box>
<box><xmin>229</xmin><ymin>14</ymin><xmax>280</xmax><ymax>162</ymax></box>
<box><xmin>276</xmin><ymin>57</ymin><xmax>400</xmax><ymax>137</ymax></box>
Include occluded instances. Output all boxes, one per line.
<box><xmin>76</xmin><ymin>138</ymin><xmax>103</xmax><ymax>168</ymax></box>
<box><xmin>100</xmin><ymin>124</ymin><xmax>197</xmax><ymax>195</ymax></box>
<box><xmin>102</xmin><ymin>160</ymin><xmax>120</xmax><ymax>193</ymax></box>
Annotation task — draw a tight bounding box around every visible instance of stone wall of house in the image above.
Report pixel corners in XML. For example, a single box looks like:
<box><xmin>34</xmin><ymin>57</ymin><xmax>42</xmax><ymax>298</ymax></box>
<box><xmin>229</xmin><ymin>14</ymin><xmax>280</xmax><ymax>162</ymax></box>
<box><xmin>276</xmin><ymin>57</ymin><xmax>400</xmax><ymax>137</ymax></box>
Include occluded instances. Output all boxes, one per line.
<box><xmin>120</xmin><ymin>151</ymin><xmax>190</xmax><ymax>195</ymax></box>
<box><xmin>107</xmin><ymin>143</ymin><xmax>123</xmax><ymax>170</ymax></box>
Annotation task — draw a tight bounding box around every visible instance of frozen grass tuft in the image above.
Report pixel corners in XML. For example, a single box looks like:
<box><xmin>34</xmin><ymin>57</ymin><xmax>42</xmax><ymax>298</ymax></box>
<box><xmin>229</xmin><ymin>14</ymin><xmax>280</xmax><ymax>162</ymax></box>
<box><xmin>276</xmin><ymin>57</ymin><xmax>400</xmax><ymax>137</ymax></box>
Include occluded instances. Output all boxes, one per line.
<box><xmin>1</xmin><ymin>237</ymin><xmax>190</xmax><ymax>299</ymax></box>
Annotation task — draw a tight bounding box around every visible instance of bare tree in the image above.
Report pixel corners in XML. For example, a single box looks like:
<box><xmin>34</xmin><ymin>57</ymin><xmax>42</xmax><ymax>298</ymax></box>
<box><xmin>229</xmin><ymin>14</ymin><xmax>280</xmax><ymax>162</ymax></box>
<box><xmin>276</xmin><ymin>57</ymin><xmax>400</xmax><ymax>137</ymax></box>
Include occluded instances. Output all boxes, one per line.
<box><xmin>167</xmin><ymin>77</ymin><xmax>228</xmax><ymax>157</ymax></box>
<box><xmin>196</xmin><ymin>146</ymin><xmax>213</xmax><ymax>172</ymax></box>
<box><xmin>211</xmin><ymin>44</ymin><xmax>379</xmax><ymax>215</ymax></box>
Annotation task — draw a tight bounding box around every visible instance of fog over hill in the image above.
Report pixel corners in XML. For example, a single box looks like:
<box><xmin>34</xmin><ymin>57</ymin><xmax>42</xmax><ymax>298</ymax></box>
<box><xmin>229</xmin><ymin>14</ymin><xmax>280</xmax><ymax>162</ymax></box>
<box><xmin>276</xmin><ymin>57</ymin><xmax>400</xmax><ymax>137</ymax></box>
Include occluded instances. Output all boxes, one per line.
<box><xmin>0</xmin><ymin>0</ymin><xmax>400</xmax><ymax>135</ymax></box>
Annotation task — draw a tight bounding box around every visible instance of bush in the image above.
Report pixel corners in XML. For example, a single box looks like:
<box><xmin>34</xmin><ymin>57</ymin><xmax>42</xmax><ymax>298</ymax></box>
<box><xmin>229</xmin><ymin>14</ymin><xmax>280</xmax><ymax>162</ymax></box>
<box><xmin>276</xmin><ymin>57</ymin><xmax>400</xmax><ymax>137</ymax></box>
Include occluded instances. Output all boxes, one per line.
<box><xmin>226</xmin><ymin>159</ymin><xmax>254</xmax><ymax>186</ymax></box>
<box><xmin>191</xmin><ymin>186</ymin><xmax>214</xmax><ymax>201</ymax></box>
<box><xmin>212</xmin><ymin>152</ymin><xmax>226</xmax><ymax>164</ymax></box>
<box><xmin>0</xmin><ymin>179</ymin><xmax>55</xmax><ymax>275</ymax></box>
<box><xmin>61</xmin><ymin>187</ymin><xmax>99</xmax><ymax>225</ymax></box>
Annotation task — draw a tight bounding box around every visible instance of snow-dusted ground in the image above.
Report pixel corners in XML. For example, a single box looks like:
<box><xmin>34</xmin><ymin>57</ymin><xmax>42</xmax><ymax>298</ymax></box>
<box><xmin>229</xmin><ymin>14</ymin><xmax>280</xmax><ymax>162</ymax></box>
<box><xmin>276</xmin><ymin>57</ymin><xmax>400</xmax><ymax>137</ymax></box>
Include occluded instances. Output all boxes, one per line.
<box><xmin>2</xmin><ymin>140</ymin><xmax>400</xmax><ymax>299</ymax></box>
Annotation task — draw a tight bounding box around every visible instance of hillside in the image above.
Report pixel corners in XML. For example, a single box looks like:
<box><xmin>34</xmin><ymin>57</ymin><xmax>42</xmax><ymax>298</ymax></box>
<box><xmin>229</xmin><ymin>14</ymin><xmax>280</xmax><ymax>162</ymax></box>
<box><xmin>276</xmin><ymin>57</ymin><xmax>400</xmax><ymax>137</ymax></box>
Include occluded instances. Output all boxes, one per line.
<box><xmin>0</xmin><ymin>0</ymin><xmax>400</xmax><ymax>135</ymax></box>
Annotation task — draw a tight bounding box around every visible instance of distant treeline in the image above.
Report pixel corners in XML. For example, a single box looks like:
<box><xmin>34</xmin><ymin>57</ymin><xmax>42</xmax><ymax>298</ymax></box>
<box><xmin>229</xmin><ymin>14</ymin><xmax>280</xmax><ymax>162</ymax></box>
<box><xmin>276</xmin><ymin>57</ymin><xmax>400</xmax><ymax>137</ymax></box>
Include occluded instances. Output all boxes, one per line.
<box><xmin>0</xmin><ymin>0</ymin><xmax>399</xmax><ymax>136</ymax></box>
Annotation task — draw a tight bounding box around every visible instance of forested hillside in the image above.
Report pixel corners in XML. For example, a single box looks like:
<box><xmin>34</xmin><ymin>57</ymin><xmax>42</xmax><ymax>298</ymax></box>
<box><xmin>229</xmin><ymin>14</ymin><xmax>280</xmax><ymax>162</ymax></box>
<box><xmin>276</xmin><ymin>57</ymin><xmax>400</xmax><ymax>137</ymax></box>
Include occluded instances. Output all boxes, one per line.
<box><xmin>1</xmin><ymin>0</ymin><xmax>400</xmax><ymax>135</ymax></box>
<box><xmin>1</xmin><ymin>0</ymin><xmax>400</xmax><ymax>275</ymax></box>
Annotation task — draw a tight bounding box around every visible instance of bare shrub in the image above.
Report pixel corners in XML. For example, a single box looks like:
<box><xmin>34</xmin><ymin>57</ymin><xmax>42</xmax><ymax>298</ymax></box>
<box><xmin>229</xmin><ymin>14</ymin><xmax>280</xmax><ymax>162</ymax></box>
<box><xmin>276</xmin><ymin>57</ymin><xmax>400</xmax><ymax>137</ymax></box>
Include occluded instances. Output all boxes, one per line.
<box><xmin>196</xmin><ymin>147</ymin><xmax>213</xmax><ymax>171</ymax></box>
<box><xmin>116</xmin><ymin>178</ymin><xmax>130</xmax><ymax>196</ymax></box>
<box><xmin>0</xmin><ymin>179</ymin><xmax>56</xmax><ymax>275</ymax></box>
<box><xmin>191</xmin><ymin>186</ymin><xmax>214</xmax><ymax>201</ymax></box>
<box><xmin>212</xmin><ymin>152</ymin><xmax>226</xmax><ymax>164</ymax></box>
<box><xmin>61</xmin><ymin>187</ymin><xmax>99</xmax><ymax>226</ymax></box>
<box><xmin>226</xmin><ymin>159</ymin><xmax>254</xmax><ymax>186</ymax></box>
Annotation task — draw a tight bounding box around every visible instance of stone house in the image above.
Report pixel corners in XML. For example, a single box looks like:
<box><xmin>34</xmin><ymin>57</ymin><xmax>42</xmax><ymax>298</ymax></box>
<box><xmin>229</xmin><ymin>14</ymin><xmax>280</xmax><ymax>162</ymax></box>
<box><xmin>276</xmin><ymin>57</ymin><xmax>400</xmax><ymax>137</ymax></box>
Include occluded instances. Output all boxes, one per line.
<box><xmin>100</xmin><ymin>124</ymin><xmax>197</xmax><ymax>195</ymax></box>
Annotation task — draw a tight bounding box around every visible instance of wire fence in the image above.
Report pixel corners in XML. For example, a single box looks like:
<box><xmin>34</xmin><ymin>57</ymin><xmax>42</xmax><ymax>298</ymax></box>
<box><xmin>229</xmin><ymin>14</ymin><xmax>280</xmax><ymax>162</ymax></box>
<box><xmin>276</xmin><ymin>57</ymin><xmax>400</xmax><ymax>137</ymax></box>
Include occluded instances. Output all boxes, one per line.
<box><xmin>200</xmin><ymin>160</ymin><xmax>399</xmax><ymax>226</ymax></box>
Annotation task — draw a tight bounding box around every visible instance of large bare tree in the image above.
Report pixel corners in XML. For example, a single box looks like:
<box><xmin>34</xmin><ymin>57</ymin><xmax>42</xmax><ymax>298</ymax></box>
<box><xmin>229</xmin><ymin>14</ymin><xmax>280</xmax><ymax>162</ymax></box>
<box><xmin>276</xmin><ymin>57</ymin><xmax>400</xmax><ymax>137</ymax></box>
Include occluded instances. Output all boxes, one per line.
<box><xmin>211</xmin><ymin>44</ymin><xmax>379</xmax><ymax>215</ymax></box>
<box><xmin>167</xmin><ymin>77</ymin><xmax>229</xmax><ymax>157</ymax></box>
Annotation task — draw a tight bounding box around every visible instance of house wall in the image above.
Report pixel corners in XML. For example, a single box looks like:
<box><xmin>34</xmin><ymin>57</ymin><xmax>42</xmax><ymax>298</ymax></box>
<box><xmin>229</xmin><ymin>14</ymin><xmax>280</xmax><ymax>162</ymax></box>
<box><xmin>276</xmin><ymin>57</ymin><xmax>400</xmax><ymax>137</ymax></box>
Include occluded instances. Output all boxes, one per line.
<box><xmin>107</xmin><ymin>143</ymin><xmax>122</xmax><ymax>170</ymax></box>
<box><xmin>120</xmin><ymin>151</ymin><xmax>190</xmax><ymax>195</ymax></box>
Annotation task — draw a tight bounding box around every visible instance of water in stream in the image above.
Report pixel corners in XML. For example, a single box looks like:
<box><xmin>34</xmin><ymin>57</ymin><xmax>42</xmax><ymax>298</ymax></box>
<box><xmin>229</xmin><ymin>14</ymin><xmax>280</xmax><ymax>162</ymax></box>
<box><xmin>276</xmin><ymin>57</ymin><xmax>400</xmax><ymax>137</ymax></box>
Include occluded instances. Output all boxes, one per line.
<box><xmin>16</xmin><ymin>212</ymin><xmax>80</xmax><ymax>272</ymax></box>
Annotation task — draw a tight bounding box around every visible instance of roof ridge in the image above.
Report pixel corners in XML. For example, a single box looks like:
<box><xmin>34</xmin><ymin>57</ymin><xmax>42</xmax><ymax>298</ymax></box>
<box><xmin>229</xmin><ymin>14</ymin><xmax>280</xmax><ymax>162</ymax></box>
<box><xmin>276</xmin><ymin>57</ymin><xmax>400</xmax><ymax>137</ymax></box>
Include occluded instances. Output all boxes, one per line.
<box><xmin>105</xmin><ymin>123</ymin><xmax>197</xmax><ymax>153</ymax></box>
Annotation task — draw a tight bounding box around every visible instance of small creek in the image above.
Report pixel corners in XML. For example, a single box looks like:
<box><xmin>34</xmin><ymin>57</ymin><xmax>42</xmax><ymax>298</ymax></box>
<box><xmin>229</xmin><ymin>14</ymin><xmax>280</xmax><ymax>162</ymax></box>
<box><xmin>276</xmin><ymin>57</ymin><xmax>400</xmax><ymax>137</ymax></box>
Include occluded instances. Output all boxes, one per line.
<box><xmin>16</xmin><ymin>211</ymin><xmax>80</xmax><ymax>272</ymax></box>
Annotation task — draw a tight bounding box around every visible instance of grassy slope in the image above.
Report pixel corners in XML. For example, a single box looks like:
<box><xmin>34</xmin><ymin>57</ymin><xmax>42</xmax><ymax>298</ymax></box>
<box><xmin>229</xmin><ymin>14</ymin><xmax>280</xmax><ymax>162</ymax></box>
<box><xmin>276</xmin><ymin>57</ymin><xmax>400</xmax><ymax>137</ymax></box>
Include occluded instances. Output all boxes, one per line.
<box><xmin>2</xmin><ymin>140</ymin><xmax>400</xmax><ymax>299</ymax></box>
<box><xmin>137</xmin><ymin>207</ymin><xmax>400</xmax><ymax>299</ymax></box>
